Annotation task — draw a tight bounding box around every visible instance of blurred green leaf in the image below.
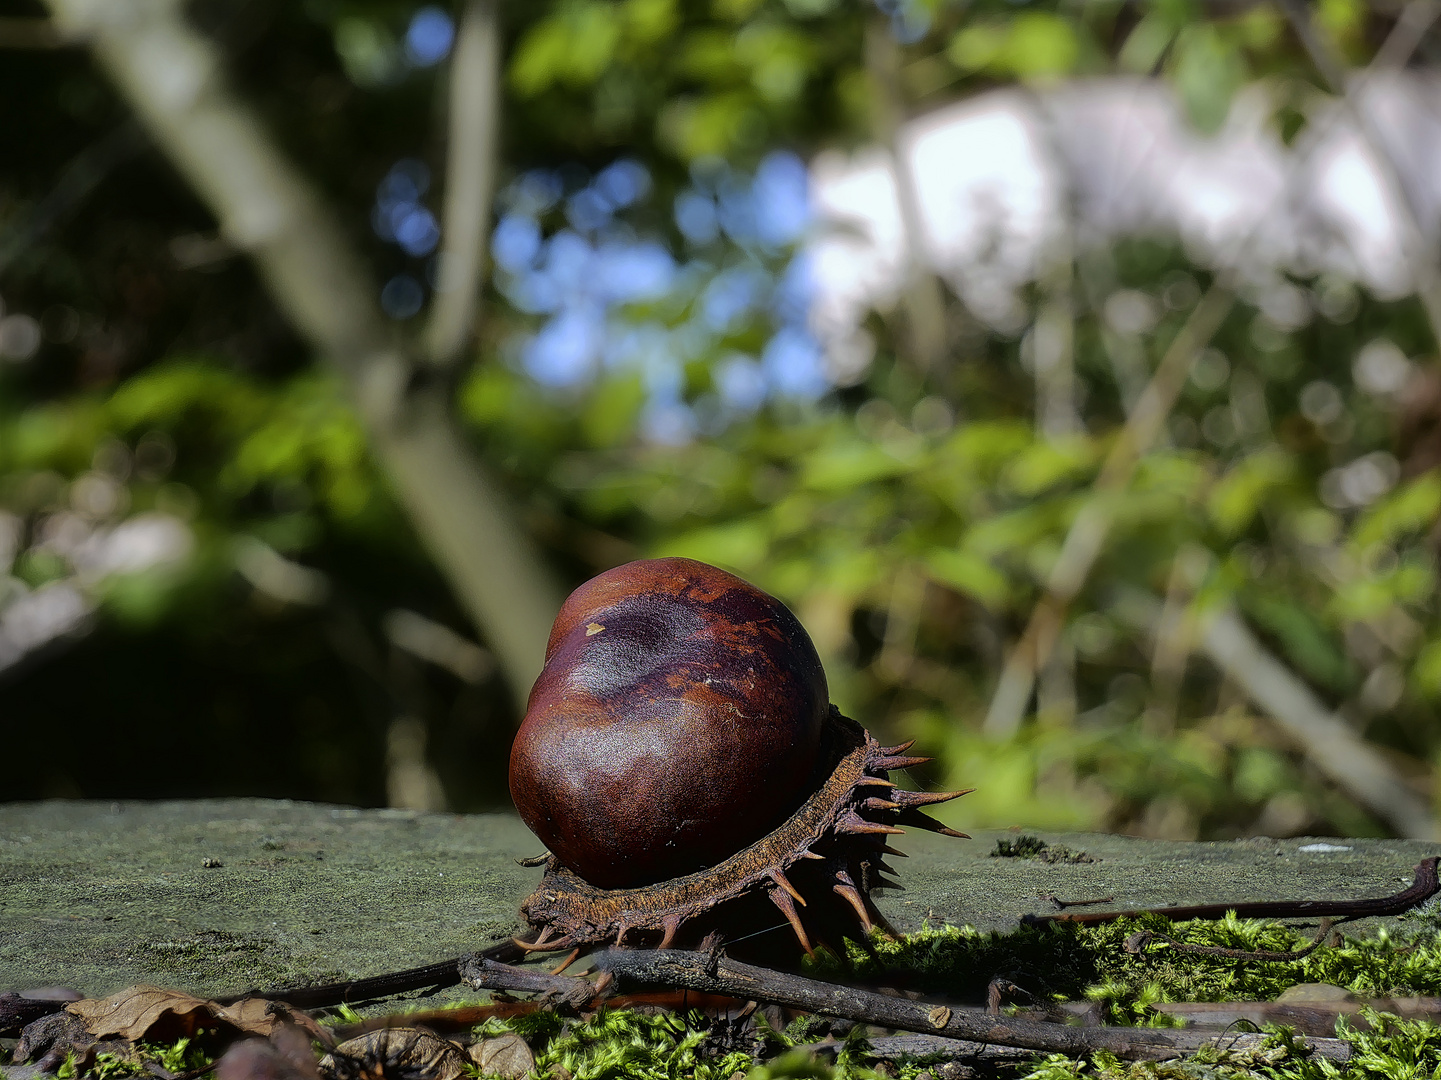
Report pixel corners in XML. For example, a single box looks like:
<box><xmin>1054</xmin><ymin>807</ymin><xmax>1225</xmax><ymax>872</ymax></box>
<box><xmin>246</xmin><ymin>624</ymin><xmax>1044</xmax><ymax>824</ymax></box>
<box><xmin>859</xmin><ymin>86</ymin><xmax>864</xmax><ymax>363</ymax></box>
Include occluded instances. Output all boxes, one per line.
<box><xmin>800</xmin><ymin>441</ymin><xmax>915</xmax><ymax>491</ymax></box>
<box><xmin>1170</xmin><ymin>24</ymin><xmax>1245</xmax><ymax>133</ymax></box>
<box><xmin>1003</xmin><ymin>436</ymin><xmax>1097</xmax><ymax>497</ymax></box>
<box><xmin>510</xmin><ymin>3</ymin><xmax>622</xmax><ymax>96</ymax></box>
<box><xmin>1242</xmin><ymin>592</ymin><xmax>1356</xmax><ymax>693</ymax></box>
<box><xmin>948</xmin><ymin>12</ymin><xmax>1080</xmax><ymax>81</ymax></box>
<box><xmin>655</xmin><ymin>516</ymin><xmax>770</xmax><ymax>571</ymax></box>
<box><xmin>1005</xmin><ymin>12</ymin><xmax>1081</xmax><ymax>79</ymax></box>
<box><xmin>1351</xmin><ymin>470</ymin><xmax>1441</xmax><ymax>553</ymax></box>
<box><xmin>1208</xmin><ymin>448</ymin><xmax>1294</xmax><ymax>538</ymax></box>
<box><xmin>581</xmin><ymin>375</ymin><xmax>647</xmax><ymax>448</ymax></box>
<box><xmin>1330</xmin><ymin>557</ymin><xmax>1436</xmax><ymax>623</ymax></box>
<box><xmin>1117</xmin><ymin>11</ymin><xmax>1176</xmax><ymax>74</ymax></box>
<box><xmin>1412</xmin><ymin>638</ymin><xmax>1441</xmax><ymax>700</ymax></box>
<box><xmin>657</xmin><ymin>90</ymin><xmax>765</xmax><ymax>160</ymax></box>
<box><xmin>925</xmin><ymin>549</ymin><xmax>1011</xmax><ymax>610</ymax></box>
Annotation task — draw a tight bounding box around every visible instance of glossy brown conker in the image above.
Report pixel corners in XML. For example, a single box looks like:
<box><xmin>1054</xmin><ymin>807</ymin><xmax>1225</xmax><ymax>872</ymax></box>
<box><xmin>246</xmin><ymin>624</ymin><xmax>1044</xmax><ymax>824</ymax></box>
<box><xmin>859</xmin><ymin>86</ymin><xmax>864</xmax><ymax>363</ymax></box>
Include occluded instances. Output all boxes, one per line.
<box><xmin>508</xmin><ymin>557</ymin><xmax>830</xmax><ymax>890</ymax></box>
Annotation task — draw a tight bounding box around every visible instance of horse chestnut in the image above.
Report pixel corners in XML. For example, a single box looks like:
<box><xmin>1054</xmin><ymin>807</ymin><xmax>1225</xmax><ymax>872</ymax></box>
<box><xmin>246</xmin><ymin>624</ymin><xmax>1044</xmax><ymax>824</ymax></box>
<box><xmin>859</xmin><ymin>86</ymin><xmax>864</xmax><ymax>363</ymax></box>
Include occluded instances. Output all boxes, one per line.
<box><xmin>510</xmin><ymin>557</ymin><xmax>968</xmax><ymax>956</ymax></box>
<box><xmin>509</xmin><ymin>557</ymin><xmax>829</xmax><ymax>889</ymax></box>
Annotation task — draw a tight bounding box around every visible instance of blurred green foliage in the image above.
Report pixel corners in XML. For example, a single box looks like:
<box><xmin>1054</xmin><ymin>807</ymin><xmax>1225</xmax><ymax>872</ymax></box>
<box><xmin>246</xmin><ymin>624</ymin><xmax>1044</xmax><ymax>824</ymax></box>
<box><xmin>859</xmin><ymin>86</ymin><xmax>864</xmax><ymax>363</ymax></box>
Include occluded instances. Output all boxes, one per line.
<box><xmin>2</xmin><ymin>0</ymin><xmax>1438</xmax><ymax>844</ymax></box>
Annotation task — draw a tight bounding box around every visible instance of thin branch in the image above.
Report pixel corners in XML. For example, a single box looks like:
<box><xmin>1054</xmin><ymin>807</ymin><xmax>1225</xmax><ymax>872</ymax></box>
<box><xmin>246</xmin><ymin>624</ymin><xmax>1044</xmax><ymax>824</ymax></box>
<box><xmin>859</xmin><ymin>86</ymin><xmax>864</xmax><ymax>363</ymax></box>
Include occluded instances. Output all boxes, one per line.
<box><xmin>42</xmin><ymin>0</ymin><xmax>564</xmax><ymax>706</ymax></box>
<box><xmin>0</xmin><ymin>17</ymin><xmax>74</xmax><ymax>48</ymax></box>
<box><xmin>1276</xmin><ymin>0</ymin><xmax>1441</xmax><ymax>349</ymax></box>
<box><xmin>1141</xmin><ymin>543</ymin><xmax>1211</xmax><ymax>735</ymax></box>
<box><xmin>0</xmin><ymin>120</ymin><xmax>147</xmax><ymax>274</ymax></box>
<box><xmin>1199</xmin><ymin>604</ymin><xmax>1438</xmax><ymax>838</ymax></box>
<box><xmin>982</xmin><ymin>0</ymin><xmax>1441</xmax><ymax>738</ymax></box>
<box><xmin>1136</xmin><ymin>917</ymin><xmax>1337</xmax><ymax>962</ymax></box>
<box><xmin>1031</xmin><ymin>253</ymin><xmax>1082</xmax><ymax>439</ymax></box>
<box><xmin>1029</xmin><ymin>856</ymin><xmax>1440</xmax><ymax>924</ymax></box>
<box><xmin>982</xmin><ymin>282</ymin><xmax>1235</xmax><ymax>735</ymax></box>
<box><xmin>865</xmin><ymin>17</ymin><xmax>948</xmax><ymax>374</ymax></box>
<box><xmin>1112</xmin><ymin>589</ymin><xmax>1438</xmax><ymax>838</ymax></box>
<box><xmin>1153</xmin><ymin>994</ymin><xmax>1441</xmax><ymax>1035</ymax></box>
<box><xmin>423</xmin><ymin>0</ymin><xmax>501</xmax><ymax>369</ymax></box>
<box><xmin>595</xmin><ymin>948</ymin><xmax>1350</xmax><ymax>1062</ymax></box>
<box><xmin>458</xmin><ymin>954</ymin><xmax>597</xmax><ymax>1010</ymax></box>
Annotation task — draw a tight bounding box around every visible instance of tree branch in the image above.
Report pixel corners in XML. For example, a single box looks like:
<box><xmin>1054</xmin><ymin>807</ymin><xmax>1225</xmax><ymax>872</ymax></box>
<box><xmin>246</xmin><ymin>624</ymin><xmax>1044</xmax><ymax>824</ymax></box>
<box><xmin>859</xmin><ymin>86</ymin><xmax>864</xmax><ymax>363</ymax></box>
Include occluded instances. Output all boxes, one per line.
<box><xmin>42</xmin><ymin>0</ymin><xmax>563</xmax><ymax>706</ymax></box>
<box><xmin>595</xmin><ymin>948</ymin><xmax>1350</xmax><ymax>1063</ymax></box>
<box><xmin>981</xmin><ymin>2</ymin><xmax>1441</xmax><ymax>738</ymax></box>
<box><xmin>1028</xmin><ymin>856</ymin><xmax>1441</xmax><ymax>925</ymax></box>
<box><xmin>1276</xmin><ymin>0</ymin><xmax>1441</xmax><ymax>349</ymax></box>
<box><xmin>1113</xmin><ymin>588</ymin><xmax>1438</xmax><ymax>838</ymax></box>
<box><xmin>423</xmin><ymin>0</ymin><xmax>501</xmax><ymax>369</ymax></box>
<box><xmin>982</xmin><ymin>282</ymin><xmax>1235</xmax><ymax>735</ymax></box>
<box><xmin>864</xmin><ymin>17</ymin><xmax>948</xmax><ymax>374</ymax></box>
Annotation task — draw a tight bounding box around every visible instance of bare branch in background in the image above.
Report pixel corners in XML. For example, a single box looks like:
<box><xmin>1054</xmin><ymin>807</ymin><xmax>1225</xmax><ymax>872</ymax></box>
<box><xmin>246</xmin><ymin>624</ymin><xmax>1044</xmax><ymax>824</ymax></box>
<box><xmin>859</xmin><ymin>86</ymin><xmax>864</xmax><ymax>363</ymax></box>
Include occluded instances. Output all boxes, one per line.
<box><xmin>983</xmin><ymin>282</ymin><xmax>1235</xmax><ymax>736</ymax></box>
<box><xmin>1276</xmin><ymin>0</ymin><xmax>1441</xmax><ymax>349</ymax></box>
<box><xmin>42</xmin><ymin>0</ymin><xmax>564</xmax><ymax>708</ymax></box>
<box><xmin>0</xmin><ymin>17</ymin><xmax>75</xmax><ymax>48</ymax></box>
<box><xmin>864</xmin><ymin>18</ymin><xmax>948</xmax><ymax>374</ymax></box>
<box><xmin>1141</xmin><ymin>543</ymin><xmax>1211</xmax><ymax>735</ymax></box>
<box><xmin>1031</xmin><ymin>254</ymin><xmax>1081</xmax><ymax>438</ymax></box>
<box><xmin>0</xmin><ymin>121</ymin><xmax>148</xmax><ymax>274</ymax></box>
<box><xmin>423</xmin><ymin>0</ymin><xmax>501</xmax><ymax>369</ymax></box>
<box><xmin>982</xmin><ymin>0</ymin><xmax>1441</xmax><ymax>738</ymax></box>
<box><xmin>1114</xmin><ymin>589</ymin><xmax>1438</xmax><ymax>839</ymax></box>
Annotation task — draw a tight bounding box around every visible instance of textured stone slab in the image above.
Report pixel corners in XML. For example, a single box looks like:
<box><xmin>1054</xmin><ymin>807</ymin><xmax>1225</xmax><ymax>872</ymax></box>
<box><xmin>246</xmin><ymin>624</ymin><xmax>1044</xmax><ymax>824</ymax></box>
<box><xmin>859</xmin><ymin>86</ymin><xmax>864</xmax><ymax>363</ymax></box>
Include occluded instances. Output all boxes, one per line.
<box><xmin>1</xmin><ymin>799</ymin><xmax>1437</xmax><ymax>1001</ymax></box>
<box><xmin>0</xmin><ymin>800</ymin><xmax>538</xmax><ymax>1000</ymax></box>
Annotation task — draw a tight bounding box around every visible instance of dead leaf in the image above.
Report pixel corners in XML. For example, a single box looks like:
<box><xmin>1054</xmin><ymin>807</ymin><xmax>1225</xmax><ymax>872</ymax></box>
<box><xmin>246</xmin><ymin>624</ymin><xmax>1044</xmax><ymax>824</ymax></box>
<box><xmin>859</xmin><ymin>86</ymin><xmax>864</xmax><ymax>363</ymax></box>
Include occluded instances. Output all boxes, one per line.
<box><xmin>320</xmin><ymin>1028</ymin><xmax>469</xmax><ymax>1080</ymax></box>
<box><xmin>470</xmin><ymin>1032</ymin><xmax>535</xmax><ymax>1079</ymax></box>
<box><xmin>14</xmin><ymin>1010</ymin><xmax>97</xmax><ymax>1068</ymax></box>
<box><xmin>67</xmin><ymin>985</ymin><xmax>280</xmax><ymax>1042</ymax></box>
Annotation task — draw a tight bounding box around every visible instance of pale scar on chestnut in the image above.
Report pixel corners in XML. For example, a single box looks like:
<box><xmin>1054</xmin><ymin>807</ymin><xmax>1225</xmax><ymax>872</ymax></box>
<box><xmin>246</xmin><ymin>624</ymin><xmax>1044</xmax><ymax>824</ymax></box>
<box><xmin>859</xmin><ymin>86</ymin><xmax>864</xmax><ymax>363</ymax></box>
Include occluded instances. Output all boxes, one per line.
<box><xmin>508</xmin><ymin>556</ymin><xmax>970</xmax><ymax>959</ymax></box>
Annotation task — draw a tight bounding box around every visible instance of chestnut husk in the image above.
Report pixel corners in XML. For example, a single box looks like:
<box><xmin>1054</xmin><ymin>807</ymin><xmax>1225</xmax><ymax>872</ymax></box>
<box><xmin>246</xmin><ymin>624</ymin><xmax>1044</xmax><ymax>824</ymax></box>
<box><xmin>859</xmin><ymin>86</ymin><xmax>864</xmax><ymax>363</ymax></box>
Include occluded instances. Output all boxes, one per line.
<box><xmin>508</xmin><ymin>557</ymin><xmax>969</xmax><ymax>959</ymax></box>
<box><xmin>515</xmin><ymin>708</ymin><xmax>968</xmax><ymax>958</ymax></box>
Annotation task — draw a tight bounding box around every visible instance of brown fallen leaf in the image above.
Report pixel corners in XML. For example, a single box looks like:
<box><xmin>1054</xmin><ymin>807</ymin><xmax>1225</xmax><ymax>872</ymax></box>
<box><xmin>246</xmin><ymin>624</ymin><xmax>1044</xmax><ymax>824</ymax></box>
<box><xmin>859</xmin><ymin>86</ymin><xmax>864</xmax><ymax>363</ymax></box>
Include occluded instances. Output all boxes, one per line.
<box><xmin>14</xmin><ymin>1010</ymin><xmax>103</xmax><ymax>1069</ymax></box>
<box><xmin>470</xmin><ymin>1032</ymin><xmax>535</xmax><ymax>1080</ymax></box>
<box><xmin>67</xmin><ymin>985</ymin><xmax>280</xmax><ymax>1043</ymax></box>
<box><xmin>320</xmin><ymin>1028</ymin><xmax>470</xmax><ymax>1080</ymax></box>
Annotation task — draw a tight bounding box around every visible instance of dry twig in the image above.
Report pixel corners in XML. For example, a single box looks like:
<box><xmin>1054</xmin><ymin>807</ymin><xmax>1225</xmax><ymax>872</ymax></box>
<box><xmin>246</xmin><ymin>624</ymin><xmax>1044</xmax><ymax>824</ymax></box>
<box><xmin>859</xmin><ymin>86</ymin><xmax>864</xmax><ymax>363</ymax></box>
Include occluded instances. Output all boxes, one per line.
<box><xmin>1025</xmin><ymin>855</ymin><xmax>1440</xmax><ymax>925</ymax></box>
<box><xmin>595</xmin><ymin>947</ymin><xmax>1350</xmax><ymax>1062</ymax></box>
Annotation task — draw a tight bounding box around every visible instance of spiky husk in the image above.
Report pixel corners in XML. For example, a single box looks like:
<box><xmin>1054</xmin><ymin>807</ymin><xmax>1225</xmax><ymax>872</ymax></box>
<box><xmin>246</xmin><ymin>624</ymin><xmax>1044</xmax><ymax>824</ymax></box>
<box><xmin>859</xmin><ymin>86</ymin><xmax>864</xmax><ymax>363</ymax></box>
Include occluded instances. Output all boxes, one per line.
<box><xmin>515</xmin><ymin>710</ymin><xmax>969</xmax><ymax>958</ymax></box>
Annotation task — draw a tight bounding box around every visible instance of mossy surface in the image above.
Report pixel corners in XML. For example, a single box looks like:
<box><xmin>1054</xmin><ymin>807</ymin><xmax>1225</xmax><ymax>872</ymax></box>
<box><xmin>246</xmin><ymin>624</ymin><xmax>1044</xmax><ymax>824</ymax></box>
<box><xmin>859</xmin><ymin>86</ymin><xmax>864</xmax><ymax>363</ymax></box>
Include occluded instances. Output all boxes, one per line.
<box><xmin>6</xmin><ymin>802</ymin><xmax>1441</xmax><ymax>1078</ymax></box>
<box><xmin>0</xmin><ymin>800</ymin><xmax>538</xmax><ymax>1000</ymax></box>
<box><xmin>3</xmin><ymin>800</ymin><xmax>1436</xmax><ymax>1001</ymax></box>
<box><xmin>450</xmin><ymin>916</ymin><xmax>1441</xmax><ymax>1080</ymax></box>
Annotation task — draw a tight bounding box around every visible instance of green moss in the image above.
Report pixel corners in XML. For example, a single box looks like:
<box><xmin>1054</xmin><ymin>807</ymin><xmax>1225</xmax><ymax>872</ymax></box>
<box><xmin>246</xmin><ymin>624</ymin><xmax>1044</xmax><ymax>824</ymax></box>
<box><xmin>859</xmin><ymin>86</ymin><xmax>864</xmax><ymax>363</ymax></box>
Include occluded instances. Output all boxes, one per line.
<box><xmin>512</xmin><ymin>1008</ymin><xmax>753</xmax><ymax>1080</ymax></box>
<box><xmin>827</xmin><ymin>910</ymin><xmax>1441</xmax><ymax>1028</ymax></box>
<box><xmin>991</xmin><ymin>836</ymin><xmax>1054</xmax><ymax>859</ymax></box>
<box><xmin>45</xmin><ymin>915</ymin><xmax>1441</xmax><ymax>1080</ymax></box>
<box><xmin>988</xmin><ymin>836</ymin><xmax>1094</xmax><ymax>864</ymax></box>
<box><xmin>82</xmin><ymin>1037</ymin><xmax>213</xmax><ymax>1080</ymax></box>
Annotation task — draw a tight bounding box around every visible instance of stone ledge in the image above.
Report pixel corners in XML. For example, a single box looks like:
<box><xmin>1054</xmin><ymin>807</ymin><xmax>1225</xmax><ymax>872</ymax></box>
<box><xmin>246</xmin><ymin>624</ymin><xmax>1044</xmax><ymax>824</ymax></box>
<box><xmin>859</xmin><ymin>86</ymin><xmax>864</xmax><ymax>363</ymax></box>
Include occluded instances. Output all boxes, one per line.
<box><xmin>1</xmin><ymin>799</ymin><xmax>1437</xmax><ymax>1000</ymax></box>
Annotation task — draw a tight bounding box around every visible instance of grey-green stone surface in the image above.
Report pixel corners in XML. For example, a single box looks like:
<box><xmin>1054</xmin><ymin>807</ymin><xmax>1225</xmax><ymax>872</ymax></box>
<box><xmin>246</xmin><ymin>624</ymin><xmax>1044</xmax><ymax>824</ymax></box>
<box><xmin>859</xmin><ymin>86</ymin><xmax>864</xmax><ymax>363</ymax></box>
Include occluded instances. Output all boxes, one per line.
<box><xmin>1</xmin><ymin>799</ymin><xmax>1438</xmax><ymax>1000</ymax></box>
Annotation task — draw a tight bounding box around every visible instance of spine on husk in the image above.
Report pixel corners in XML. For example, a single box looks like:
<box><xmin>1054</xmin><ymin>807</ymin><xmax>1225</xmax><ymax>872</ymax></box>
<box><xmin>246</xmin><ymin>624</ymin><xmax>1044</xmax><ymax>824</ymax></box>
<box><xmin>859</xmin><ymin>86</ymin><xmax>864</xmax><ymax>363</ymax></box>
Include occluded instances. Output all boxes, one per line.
<box><xmin>516</xmin><ymin>711</ymin><xmax>969</xmax><ymax>956</ymax></box>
